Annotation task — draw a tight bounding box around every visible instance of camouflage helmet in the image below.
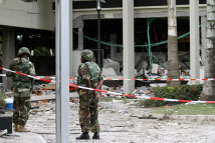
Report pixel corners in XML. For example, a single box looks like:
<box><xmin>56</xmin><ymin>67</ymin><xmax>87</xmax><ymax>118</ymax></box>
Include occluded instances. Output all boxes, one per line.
<box><xmin>18</xmin><ymin>47</ymin><xmax>30</xmax><ymax>57</ymax></box>
<box><xmin>81</xmin><ymin>49</ymin><xmax>94</xmax><ymax>61</ymax></box>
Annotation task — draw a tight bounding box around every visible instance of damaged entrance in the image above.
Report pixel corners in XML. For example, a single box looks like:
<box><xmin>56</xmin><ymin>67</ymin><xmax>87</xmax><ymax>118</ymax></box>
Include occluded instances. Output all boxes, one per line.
<box><xmin>78</xmin><ymin>18</ymin><xmax>196</xmax><ymax>87</ymax></box>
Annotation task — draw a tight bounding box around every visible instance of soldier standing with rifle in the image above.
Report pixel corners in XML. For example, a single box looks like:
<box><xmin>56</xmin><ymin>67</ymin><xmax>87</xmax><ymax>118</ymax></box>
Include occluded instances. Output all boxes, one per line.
<box><xmin>6</xmin><ymin>47</ymin><xmax>35</xmax><ymax>132</ymax></box>
<box><xmin>76</xmin><ymin>49</ymin><xmax>103</xmax><ymax>140</ymax></box>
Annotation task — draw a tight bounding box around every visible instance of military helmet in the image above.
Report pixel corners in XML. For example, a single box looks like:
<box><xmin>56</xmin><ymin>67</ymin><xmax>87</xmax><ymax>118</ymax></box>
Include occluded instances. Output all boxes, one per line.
<box><xmin>18</xmin><ymin>47</ymin><xmax>30</xmax><ymax>56</ymax></box>
<box><xmin>81</xmin><ymin>49</ymin><xmax>94</xmax><ymax>61</ymax></box>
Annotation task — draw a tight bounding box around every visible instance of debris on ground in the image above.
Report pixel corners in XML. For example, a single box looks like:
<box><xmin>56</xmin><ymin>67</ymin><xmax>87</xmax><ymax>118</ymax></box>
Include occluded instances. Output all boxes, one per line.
<box><xmin>132</xmin><ymin>86</ymin><xmax>152</xmax><ymax>96</ymax></box>
<box><xmin>0</xmin><ymin>129</ymin><xmax>7</xmax><ymax>137</ymax></box>
<box><xmin>103</xmin><ymin>59</ymin><xmax>120</xmax><ymax>75</ymax></box>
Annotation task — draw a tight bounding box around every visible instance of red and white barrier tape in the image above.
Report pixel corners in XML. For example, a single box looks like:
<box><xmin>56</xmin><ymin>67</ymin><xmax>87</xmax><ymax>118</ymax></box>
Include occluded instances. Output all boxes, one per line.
<box><xmin>32</xmin><ymin>76</ymin><xmax>215</xmax><ymax>81</ymax></box>
<box><xmin>0</xmin><ymin>67</ymin><xmax>55</xmax><ymax>83</ymax></box>
<box><xmin>69</xmin><ymin>84</ymin><xmax>215</xmax><ymax>104</ymax></box>
<box><xmin>102</xmin><ymin>78</ymin><xmax>215</xmax><ymax>81</ymax></box>
<box><xmin>1</xmin><ymin>66</ymin><xmax>215</xmax><ymax>104</ymax></box>
<box><xmin>36</xmin><ymin>76</ymin><xmax>76</xmax><ymax>80</ymax></box>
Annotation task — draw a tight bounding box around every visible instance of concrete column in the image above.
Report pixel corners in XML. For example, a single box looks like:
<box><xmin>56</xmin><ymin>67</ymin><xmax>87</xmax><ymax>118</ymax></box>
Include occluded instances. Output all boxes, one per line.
<box><xmin>201</xmin><ymin>16</ymin><xmax>207</xmax><ymax>66</ymax></box>
<box><xmin>2</xmin><ymin>27</ymin><xmax>15</xmax><ymax>90</ymax></box>
<box><xmin>123</xmin><ymin>0</ymin><xmax>135</xmax><ymax>94</ymax></box>
<box><xmin>190</xmin><ymin>0</ymin><xmax>200</xmax><ymax>84</ymax></box>
<box><xmin>110</xmin><ymin>33</ymin><xmax>117</xmax><ymax>61</ymax></box>
<box><xmin>78</xmin><ymin>26</ymin><xmax>84</xmax><ymax>51</ymax></box>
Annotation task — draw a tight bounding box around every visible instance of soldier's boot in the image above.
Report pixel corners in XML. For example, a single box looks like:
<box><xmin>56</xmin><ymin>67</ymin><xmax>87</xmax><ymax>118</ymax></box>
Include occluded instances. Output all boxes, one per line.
<box><xmin>92</xmin><ymin>132</ymin><xmax>100</xmax><ymax>139</ymax></box>
<box><xmin>14</xmin><ymin>124</ymin><xmax>19</xmax><ymax>132</ymax></box>
<box><xmin>18</xmin><ymin>125</ymin><xmax>31</xmax><ymax>132</ymax></box>
<box><xmin>76</xmin><ymin>132</ymin><xmax>90</xmax><ymax>140</ymax></box>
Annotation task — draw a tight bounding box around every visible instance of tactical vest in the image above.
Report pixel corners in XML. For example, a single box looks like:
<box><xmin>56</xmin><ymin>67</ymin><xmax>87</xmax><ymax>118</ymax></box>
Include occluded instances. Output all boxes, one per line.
<box><xmin>78</xmin><ymin>61</ymin><xmax>101</xmax><ymax>88</ymax></box>
<box><xmin>11</xmin><ymin>58</ymin><xmax>33</xmax><ymax>89</ymax></box>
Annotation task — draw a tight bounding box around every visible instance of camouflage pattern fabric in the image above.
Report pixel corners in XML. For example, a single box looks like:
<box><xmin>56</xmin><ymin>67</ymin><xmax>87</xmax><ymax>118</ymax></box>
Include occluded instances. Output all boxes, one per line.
<box><xmin>6</xmin><ymin>56</ymin><xmax>35</xmax><ymax>126</ymax></box>
<box><xmin>13</xmin><ymin>96</ymin><xmax>31</xmax><ymax>125</ymax></box>
<box><xmin>77</xmin><ymin>61</ymin><xmax>103</xmax><ymax>88</ymax></box>
<box><xmin>79</xmin><ymin>90</ymin><xmax>100</xmax><ymax>133</ymax></box>
<box><xmin>81</xmin><ymin>49</ymin><xmax>94</xmax><ymax>61</ymax></box>
<box><xmin>7</xmin><ymin>57</ymin><xmax>35</xmax><ymax>90</ymax></box>
<box><xmin>17</xmin><ymin>47</ymin><xmax>30</xmax><ymax>56</ymax></box>
<box><xmin>77</xmin><ymin>61</ymin><xmax>103</xmax><ymax>133</ymax></box>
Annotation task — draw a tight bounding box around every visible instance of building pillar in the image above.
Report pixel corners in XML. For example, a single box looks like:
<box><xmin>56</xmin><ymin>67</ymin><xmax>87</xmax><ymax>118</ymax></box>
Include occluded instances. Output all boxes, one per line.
<box><xmin>2</xmin><ymin>27</ymin><xmax>15</xmax><ymax>90</ymax></box>
<box><xmin>110</xmin><ymin>33</ymin><xmax>117</xmax><ymax>61</ymax></box>
<box><xmin>201</xmin><ymin>16</ymin><xmax>207</xmax><ymax>66</ymax></box>
<box><xmin>123</xmin><ymin>0</ymin><xmax>135</xmax><ymax>94</ymax></box>
<box><xmin>78</xmin><ymin>26</ymin><xmax>84</xmax><ymax>51</ymax></box>
<box><xmin>190</xmin><ymin>0</ymin><xmax>200</xmax><ymax>84</ymax></box>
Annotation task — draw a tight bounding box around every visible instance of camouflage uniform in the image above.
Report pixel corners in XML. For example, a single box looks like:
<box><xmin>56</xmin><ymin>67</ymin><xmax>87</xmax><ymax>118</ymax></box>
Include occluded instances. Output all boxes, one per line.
<box><xmin>6</xmin><ymin>47</ymin><xmax>35</xmax><ymax>126</ymax></box>
<box><xmin>77</xmin><ymin>50</ymin><xmax>103</xmax><ymax>133</ymax></box>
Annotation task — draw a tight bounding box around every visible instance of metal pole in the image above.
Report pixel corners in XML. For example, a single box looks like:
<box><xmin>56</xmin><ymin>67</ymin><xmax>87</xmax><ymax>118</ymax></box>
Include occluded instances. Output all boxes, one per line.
<box><xmin>123</xmin><ymin>0</ymin><xmax>135</xmax><ymax>94</ymax></box>
<box><xmin>55</xmin><ymin>0</ymin><xmax>61</xmax><ymax>142</ymax></box>
<box><xmin>190</xmin><ymin>0</ymin><xmax>200</xmax><ymax>85</ymax></box>
<box><xmin>97</xmin><ymin>0</ymin><xmax>102</xmax><ymax>68</ymax></box>
<box><xmin>56</xmin><ymin>0</ymin><xmax>70</xmax><ymax>142</ymax></box>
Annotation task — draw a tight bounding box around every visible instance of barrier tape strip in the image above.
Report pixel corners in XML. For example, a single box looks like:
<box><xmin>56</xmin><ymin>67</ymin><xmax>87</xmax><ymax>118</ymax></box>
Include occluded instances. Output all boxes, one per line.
<box><xmin>100</xmin><ymin>78</ymin><xmax>215</xmax><ymax>81</ymax></box>
<box><xmin>1</xmin><ymin>66</ymin><xmax>215</xmax><ymax>104</ymax></box>
<box><xmin>69</xmin><ymin>84</ymin><xmax>215</xmax><ymax>104</ymax></box>
<box><xmin>32</xmin><ymin>76</ymin><xmax>215</xmax><ymax>81</ymax></box>
<box><xmin>0</xmin><ymin>67</ymin><xmax>55</xmax><ymax>83</ymax></box>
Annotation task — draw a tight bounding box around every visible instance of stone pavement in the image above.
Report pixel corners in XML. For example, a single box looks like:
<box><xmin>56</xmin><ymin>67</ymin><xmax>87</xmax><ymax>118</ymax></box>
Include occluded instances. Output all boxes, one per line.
<box><xmin>0</xmin><ymin>132</ymin><xmax>46</xmax><ymax>143</ymax></box>
<box><xmin>1</xmin><ymin>98</ymin><xmax>215</xmax><ymax>143</ymax></box>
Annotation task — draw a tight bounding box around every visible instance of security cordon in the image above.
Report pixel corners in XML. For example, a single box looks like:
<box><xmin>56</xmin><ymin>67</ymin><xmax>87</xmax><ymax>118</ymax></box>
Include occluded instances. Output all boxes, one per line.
<box><xmin>1</xmin><ymin>66</ymin><xmax>215</xmax><ymax>104</ymax></box>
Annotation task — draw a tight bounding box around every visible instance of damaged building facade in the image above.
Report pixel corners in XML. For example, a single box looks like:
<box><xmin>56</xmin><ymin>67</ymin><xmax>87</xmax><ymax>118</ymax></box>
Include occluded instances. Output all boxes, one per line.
<box><xmin>0</xmin><ymin>0</ymin><xmax>55</xmax><ymax>89</ymax></box>
<box><xmin>0</xmin><ymin>0</ymin><xmax>207</xmax><ymax>92</ymax></box>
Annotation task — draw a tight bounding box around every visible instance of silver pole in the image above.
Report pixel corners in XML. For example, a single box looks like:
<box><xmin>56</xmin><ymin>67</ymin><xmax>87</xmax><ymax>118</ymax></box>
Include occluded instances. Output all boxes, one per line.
<box><xmin>190</xmin><ymin>0</ymin><xmax>200</xmax><ymax>85</ymax></box>
<box><xmin>55</xmin><ymin>0</ymin><xmax>61</xmax><ymax>142</ymax></box>
<box><xmin>56</xmin><ymin>0</ymin><xmax>70</xmax><ymax>142</ymax></box>
<box><xmin>123</xmin><ymin>0</ymin><xmax>135</xmax><ymax>94</ymax></box>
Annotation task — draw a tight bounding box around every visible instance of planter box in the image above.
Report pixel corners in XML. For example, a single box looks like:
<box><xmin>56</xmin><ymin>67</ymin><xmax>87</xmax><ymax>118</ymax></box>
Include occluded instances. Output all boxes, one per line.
<box><xmin>0</xmin><ymin>116</ymin><xmax>12</xmax><ymax>134</ymax></box>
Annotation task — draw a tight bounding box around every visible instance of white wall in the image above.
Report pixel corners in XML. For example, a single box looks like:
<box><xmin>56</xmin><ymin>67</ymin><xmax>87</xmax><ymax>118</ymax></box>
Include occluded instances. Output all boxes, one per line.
<box><xmin>0</xmin><ymin>0</ymin><xmax>55</xmax><ymax>30</ymax></box>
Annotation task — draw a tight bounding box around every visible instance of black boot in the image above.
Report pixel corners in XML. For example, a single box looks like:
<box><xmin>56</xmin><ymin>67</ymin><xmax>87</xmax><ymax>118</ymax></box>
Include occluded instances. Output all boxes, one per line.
<box><xmin>76</xmin><ymin>132</ymin><xmax>90</xmax><ymax>140</ymax></box>
<box><xmin>92</xmin><ymin>132</ymin><xmax>100</xmax><ymax>139</ymax></box>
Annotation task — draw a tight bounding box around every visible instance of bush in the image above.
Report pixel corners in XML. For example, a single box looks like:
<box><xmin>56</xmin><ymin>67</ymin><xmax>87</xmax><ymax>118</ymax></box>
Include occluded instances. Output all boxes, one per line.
<box><xmin>0</xmin><ymin>92</ymin><xmax>6</xmax><ymax>106</ymax></box>
<box><xmin>142</xmin><ymin>85</ymin><xmax>203</xmax><ymax>107</ymax></box>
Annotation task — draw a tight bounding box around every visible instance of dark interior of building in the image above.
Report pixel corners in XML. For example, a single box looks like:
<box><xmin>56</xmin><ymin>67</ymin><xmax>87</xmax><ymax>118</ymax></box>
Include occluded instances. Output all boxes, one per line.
<box><xmin>83</xmin><ymin>17</ymin><xmax>190</xmax><ymax>63</ymax></box>
<box><xmin>10</xmin><ymin>17</ymin><xmax>191</xmax><ymax>76</ymax></box>
<box><xmin>15</xmin><ymin>28</ymin><xmax>55</xmax><ymax>76</ymax></box>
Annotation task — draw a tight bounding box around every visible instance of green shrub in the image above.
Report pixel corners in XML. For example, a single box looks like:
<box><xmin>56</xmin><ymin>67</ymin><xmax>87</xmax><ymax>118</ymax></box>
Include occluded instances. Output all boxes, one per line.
<box><xmin>0</xmin><ymin>92</ymin><xmax>6</xmax><ymax>106</ymax></box>
<box><xmin>142</xmin><ymin>85</ymin><xmax>203</xmax><ymax>107</ymax></box>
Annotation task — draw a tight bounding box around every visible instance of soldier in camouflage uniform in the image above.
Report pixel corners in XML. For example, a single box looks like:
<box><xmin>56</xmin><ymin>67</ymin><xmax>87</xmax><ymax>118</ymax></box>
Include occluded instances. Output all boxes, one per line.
<box><xmin>76</xmin><ymin>49</ymin><xmax>103</xmax><ymax>140</ymax></box>
<box><xmin>6</xmin><ymin>47</ymin><xmax>35</xmax><ymax>132</ymax></box>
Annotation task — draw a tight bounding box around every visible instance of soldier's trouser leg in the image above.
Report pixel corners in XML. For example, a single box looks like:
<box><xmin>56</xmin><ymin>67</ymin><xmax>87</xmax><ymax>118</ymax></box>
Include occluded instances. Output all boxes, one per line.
<box><xmin>13</xmin><ymin>97</ymin><xmax>31</xmax><ymax>125</ymax></box>
<box><xmin>89</xmin><ymin>95</ymin><xmax>100</xmax><ymax>133</ymax></box>
<box><xmin>13</xmin><ymin>96</ymin><xmax>20</xmax><ymax>125</ymax></box>
<box><xmin>79</xmin><ymin>94</ymin><xmax>90</xmax><ymax>132</ymax></box>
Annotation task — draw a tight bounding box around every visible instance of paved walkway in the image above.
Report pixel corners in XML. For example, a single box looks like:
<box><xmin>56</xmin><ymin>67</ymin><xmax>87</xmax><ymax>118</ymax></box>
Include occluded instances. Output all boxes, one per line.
<box><xmin>0</xmin><ymin>132</ymin><xmax>46</xmax><ymax>143</ymax></box>
<box><xmin>28</xmin><ymin>100</ymin><xmax>215</xmax><ymax>143</ymax></box>
<box><xmin>1</xmin><ymin>98</ymin><xmax>215</xmax><ymax>143</ymax></box>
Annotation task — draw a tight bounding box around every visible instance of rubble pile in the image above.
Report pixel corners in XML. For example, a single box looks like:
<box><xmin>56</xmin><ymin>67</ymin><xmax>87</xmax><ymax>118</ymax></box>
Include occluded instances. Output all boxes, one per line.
<box><xmin>103</xmin><ymin>59</ymin><xmax>120</xmax><ymax>76</ymax></box>
<box><xmin>132</xmin><ymin>86</ymin><xmax>153</xmax><ymax>96</ymax></box>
